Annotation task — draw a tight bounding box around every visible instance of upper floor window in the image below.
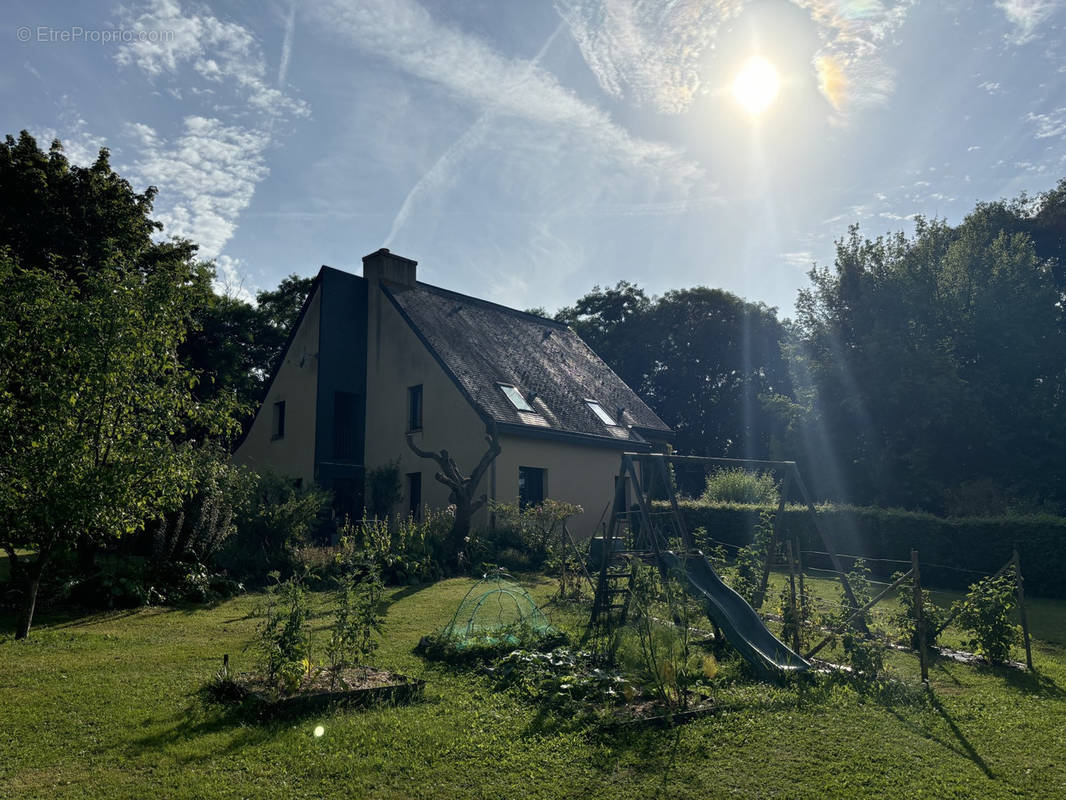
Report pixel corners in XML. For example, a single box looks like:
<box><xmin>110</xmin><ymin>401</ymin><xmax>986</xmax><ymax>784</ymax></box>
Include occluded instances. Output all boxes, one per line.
<box><xmin>499</xmin><ymin>383</ymin><xmax>533</xmax><ymax>412</ymax></box>
<box><xmin>271</xmin><ymin>401</ymin><xmax>286</xmax><ymax>440</ymax></box>
<box><xmin>407</xmin><ymin>384</ymin><xmax>423</xmax><ymax>432</ymax></box>
<box><xmin>585</xmin><ymin>400</ymin><xmax>616</xmax><ymax>426</ymax></box>
<box><xmin>333</xmin><ymin>391</ymin><xmax>363</xmax><ymax>462</ymax></box>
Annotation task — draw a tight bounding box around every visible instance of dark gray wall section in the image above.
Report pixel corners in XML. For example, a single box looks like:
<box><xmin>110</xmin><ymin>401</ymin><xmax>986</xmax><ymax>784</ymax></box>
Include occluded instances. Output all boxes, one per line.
<box><xmin>314</xmin><ymin>267</ymin><xmax>368</xmax><ymax>489</ymax></box>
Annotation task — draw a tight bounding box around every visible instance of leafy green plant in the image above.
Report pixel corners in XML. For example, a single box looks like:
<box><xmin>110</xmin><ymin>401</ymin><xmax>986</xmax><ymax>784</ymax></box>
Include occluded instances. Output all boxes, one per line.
<box><xmin>364</xmin><ymin>460</ymin><xmax>403</xmax><ymax>520</ymax></box>
<box><xmin>487</xmin><ymin>499</ymin><xmax>583</xmax><ymax>569</ymax></box>
<box><xmin>416</xmin><ymin>622</ymin><xmax>568</xmax><ymax>664</ymax></box>
<box><xmin>892</xmin><ymin>571</ymin><xmax>944</xmax><ymax>651</ymax></box>
<box><xmin>492</xmin><ymin>648</ymin><xmax>638</xmax><ymax>710</ymax></box>
<box><xmin>252</xmin><ymin>573</ymin><xmax>314</xmax><ymax>691</ymax></box>
<box><xmin>778</xmin><ymin>579</ymin><xmax>816</xmax><ymax>650</ymax></box>
<box><xmin>623</xmin><ymin>564</ymin><xmax>709</xmax><ymax>709</ymax></box>
<box><xmin>952</xmin><ymin>572</ymin><xmax>1021</xmax><ymax>663</ymax></box>
<box><xmin>827</xmin><ymin>558</ymin><xmax>874</xmax><ymax>632</ymax></box>
<box><xmin>340</xmin><ymin>506</ymin><xmax>453</xmax><ymax>584</ymax></box>
<box><xmin>701</xmin><ymin>468</ymin><xmax>779</xmax><ymax>505</ymax></box>
<box><xmin>325</xmin><ymin>556</ymin><xmax>385</xmax><ymax>688</ymax></box>
<box><xmin>220</xmin><ymin>472</ymin><xmax>331</xmax><ymax>580</ymax></box>
<box><xmin>840</xmin><ymin>632</ymin><xmax>886</xmax><ymax>677</ymax></box>
<box><xmin>730</xmin><ymin>510</ymin><xmax>776</xmax><ymax>607</ymax></box>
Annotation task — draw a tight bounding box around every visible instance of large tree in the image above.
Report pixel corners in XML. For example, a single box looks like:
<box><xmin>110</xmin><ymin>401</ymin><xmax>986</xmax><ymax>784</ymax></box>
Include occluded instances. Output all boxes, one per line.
<box><xmin>0</xmin><ymin>133</ymin><xmax>237</xmax><ymax>637</ymax></box>
<box><xmin>557</xmin><ymin>282</ymin><xmax>792</xmax><ymax>460</ymax></box>
<box><xmin>791</xmin><ymin>196</ymin><xmax>1066</xmax><ymax>512</ymax></box>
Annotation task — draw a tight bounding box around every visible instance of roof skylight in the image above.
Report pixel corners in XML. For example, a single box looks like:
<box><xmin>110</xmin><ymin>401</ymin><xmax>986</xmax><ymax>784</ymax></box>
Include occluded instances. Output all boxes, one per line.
<box><xmin>499</xmin><ymin>384</ymin><xmax>534</xmax><ymax>412</ymax></box>
<box><xmin>586</xmin><ymin>400</ymin><xmax>617</xmax><ymax>426</ymax></box>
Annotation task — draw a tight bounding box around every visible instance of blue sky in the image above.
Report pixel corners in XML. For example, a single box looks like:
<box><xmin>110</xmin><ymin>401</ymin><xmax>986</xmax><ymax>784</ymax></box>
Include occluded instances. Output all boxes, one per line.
<box><xmin>4</xmin><ymin>0</ymin><xmax>1066</xmax><ymax>316</ymax></box>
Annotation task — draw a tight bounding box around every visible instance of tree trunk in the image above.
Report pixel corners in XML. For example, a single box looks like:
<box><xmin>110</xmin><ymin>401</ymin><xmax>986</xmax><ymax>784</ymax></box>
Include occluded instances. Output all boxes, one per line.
<box><xmin>15</xmin><ymin>572</ymin><xmax>42</xmax><ymax>640</ymax></box>
<box><xmin>448</xmin><ymin>505</ymin><xmax>473</xmax><ymax>569</ymax></box>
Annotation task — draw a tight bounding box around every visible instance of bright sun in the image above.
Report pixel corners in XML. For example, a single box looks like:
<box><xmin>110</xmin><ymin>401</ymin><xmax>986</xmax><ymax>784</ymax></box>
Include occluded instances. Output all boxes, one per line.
<box><xmin>732</xmin><ymin>56</ymin><xmax>780</xmax><ymax>115</ymax></box>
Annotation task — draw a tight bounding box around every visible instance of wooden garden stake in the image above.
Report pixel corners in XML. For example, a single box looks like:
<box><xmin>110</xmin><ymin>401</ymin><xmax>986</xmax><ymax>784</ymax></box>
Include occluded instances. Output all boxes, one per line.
<box><xmin>1013</xmin><ymin>549</ymin><xmax>1034</xmax><ymax>672</ymax></box>
<box><xmin>912</xmin><ymin>549</ymin><xmax>928</xmax><ymax>682</ymax></box>
<box><xmin>786</xmin><ymin>540</ymin><xmax>800</xmax><ymax>654</ymax></box>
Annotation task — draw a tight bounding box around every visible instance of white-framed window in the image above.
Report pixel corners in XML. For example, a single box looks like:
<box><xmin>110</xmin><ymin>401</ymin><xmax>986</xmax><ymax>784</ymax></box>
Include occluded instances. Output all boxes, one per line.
<box><xmin>499</xmin><ymin>383</ymin><xmax>534</xmax><ymax>412</ymax></box>
<box><xmin>585</xmin><ymin>400</ymin><xmax>616</xmax><ymax>426</ymax></box>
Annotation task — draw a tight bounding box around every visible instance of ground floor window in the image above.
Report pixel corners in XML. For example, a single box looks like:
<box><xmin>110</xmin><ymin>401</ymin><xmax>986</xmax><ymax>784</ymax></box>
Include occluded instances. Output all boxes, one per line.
<box><xmin>518</xmin><ymin>466</ymin><xmax>546</xmax><ymax>508</ymax></box>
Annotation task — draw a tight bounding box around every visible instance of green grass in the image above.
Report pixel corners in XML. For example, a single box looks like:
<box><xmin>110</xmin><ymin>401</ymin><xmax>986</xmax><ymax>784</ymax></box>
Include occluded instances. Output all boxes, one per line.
<box><xmin>2</xmin><ymin>572</ymin><xmax>1066</xmax><ymax>799</ymax></box>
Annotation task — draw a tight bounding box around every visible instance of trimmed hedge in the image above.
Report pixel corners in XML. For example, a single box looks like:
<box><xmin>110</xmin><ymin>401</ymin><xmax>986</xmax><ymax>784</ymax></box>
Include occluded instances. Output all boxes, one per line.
<box><xmin>656</xmin><ymin>501</ymin><xmax>1066</xmax><ymax>598</ymax></box>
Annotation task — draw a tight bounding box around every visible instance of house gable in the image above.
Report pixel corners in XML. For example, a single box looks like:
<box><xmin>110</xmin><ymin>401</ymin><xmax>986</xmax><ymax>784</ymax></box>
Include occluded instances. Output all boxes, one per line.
<box><xmin>233</xmin><ymin>281</ymin><xmax>322</xmax><ymax>484</ymax></box>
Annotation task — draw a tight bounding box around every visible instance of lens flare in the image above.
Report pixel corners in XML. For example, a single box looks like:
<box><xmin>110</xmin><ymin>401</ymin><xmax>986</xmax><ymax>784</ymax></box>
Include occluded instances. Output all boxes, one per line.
<box><xmin>732</xmin><ymin>56</ymin><xmax>780</xmax><ymax>115</ymax></box>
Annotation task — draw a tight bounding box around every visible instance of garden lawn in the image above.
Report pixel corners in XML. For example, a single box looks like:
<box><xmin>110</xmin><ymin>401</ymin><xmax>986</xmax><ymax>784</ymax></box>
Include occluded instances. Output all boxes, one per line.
<box><xmin>2</xmin><ymin>573</ymin><xmax>1065</xmax><ymax>799</ymax></box>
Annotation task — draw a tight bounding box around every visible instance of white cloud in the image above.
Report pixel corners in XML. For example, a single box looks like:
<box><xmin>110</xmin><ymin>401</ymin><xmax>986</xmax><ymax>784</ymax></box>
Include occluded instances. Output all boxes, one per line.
<box><xmin>124</xmin><ymin>116</ymin><xmax>269</xmax><ymax>259</ymax></box>
<box><xmin>557</xmin><ymin>0</ymin><xmax>916</xmax><ymax>118</ymax></box>
<box><xmin>781</xmin><ymin>251</ymin><xmax>815</xmax><ymax>270</ymax></box>
<box><xmin>115</xmin><ymin>0</ymin><xmax>308</xmax><ymax>120</ymax></box>
<box><xmin>213</xmin><ymin>254</ymin><xmax>257</xmax><ymax>303</ymax></box>
<box><xmin>795</xmin><ymin>0</ymin><xmax>916</xmax><ymax>115</ymax></box>
<box><xmin>306</xmin><ymin>0</ymin><xmax>697</xmax><ymax>185</ymax></box>
<box><xmin>978</xmin><ymin>80</ymin><xmax>1002</xmax><ymax>93</ymax></box>
<box><xmin>555</xmin><ymin>0</ymin><xmax>746</xmax><ymax>113</ymax></box>
<box><xmin>35</xmin><ymin>95</ymin><xmax>109</xmax><ymax>166</ymax></box>
<box><xmin>112</xmin><ymin>1</ymin><xmax>309</xmax><ymax>261</ymax></box>
<box><xmin>278</xmin><ymin>2</ymin><xmax>297</xmax><ymax>89</ymax></box>
<box><xmin>996</xmin><ymin>0</ymin><xmax>1064</xmax><ymax>44</ymax></box>
<box><xmin>1028</xmin><ymin>108</ymin><xmax>1066</xmax><ymax>138</ymax></box>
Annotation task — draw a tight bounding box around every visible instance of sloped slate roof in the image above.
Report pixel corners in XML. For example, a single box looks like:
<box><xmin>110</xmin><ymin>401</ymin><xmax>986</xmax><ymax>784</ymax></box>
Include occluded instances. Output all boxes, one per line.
<box><xmin>383</xmin><ymin>281</ymin><xmax>672</xmax><ymax>447</ymax></box>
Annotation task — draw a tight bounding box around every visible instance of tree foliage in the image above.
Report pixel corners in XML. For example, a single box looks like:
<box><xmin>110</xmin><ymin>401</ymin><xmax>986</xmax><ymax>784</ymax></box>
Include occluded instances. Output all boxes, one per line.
<box><xmin>557</xmin><ymin>283</ymin><xmax>791</xmax><ymax>459</ymax></box>
<box><xmin>790</xmin><ymin>195</ymin><xmax>1066</xmax><ymax>511</ymax></box>
<box><xmin>0</xmin><ymin>132</ymin><xmax>239</xmax><ymax>637</ymax></box>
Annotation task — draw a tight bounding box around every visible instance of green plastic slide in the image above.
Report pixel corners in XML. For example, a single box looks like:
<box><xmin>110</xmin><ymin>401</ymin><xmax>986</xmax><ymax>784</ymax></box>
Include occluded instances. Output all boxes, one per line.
<box><xmin>657</xmin><ymin>551</ymin><xmax>810</xmax><ymax>676</ymax></box>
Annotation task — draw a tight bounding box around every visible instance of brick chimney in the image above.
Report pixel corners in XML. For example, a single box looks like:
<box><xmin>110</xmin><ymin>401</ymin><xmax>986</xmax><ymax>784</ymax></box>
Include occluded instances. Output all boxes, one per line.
<box><xmin>362</xmin><ymin>248</ymin><xmax>417</xmax><ymax>287</ymax></box>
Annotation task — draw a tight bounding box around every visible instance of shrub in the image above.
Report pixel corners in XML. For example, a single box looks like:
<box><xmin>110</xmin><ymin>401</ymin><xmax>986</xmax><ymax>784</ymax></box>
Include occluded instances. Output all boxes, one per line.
<box><xmin>666</xmin><ymin>500</ymin><xmax>1066</xmax><ymax>598</ymax></box>
<box><xmin>778</xmin><ymin>579</ymin><xmax>816</xmax><ymax>651</ymax></box>
<box><xmin>892</xmin><ymin>572</ymin><xmax>944</xmax><ymax>651</ymax></box>
<box><xmin>219</xmin><ymin>472</ymin><xmax>332</xmax><ymax>581</ymax></box>
<box><xmin>150</xmin><ymin>442</ymin><xmax>253</xmax><ymax>567</ymax></box>
<box><xmin>365</xmin><ymin>460</ymin><xmax>403</xmax><ymax>521</ymax></box>
<box><xmin>701</xmin><ymin>468</ymin><xmax>779</xmax><ymax>505</ymax></box>
<box><xmin>621</xmin><ymin>563</ymin><xmax>710</xmax><ymax>709</ymax></box>
<box><xmin>841</xmin><ymin>632</ymin><xmax>885</xmax><ymax>677</ymax></box>
<box><xmin>339</xmin><ymin>506</ymin><xmax>452</xmax><ymax>584</ymax></box>
<box><xmin>952</xmin><ymin>572</ymin><xmax>1021</xmax><ymax>663</ymax></box>
<box><xmin>487</xmin><ymin>499</ymin><xmax>583</xmax><ymax>569</ymax></box>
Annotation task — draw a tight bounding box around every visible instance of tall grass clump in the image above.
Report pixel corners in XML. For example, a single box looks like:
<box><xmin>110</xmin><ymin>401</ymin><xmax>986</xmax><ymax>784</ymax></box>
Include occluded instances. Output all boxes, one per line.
<box><xmin>700</xmin><ymin>468</ymin><xmax>779</xmax><ymax>505</ymax></box>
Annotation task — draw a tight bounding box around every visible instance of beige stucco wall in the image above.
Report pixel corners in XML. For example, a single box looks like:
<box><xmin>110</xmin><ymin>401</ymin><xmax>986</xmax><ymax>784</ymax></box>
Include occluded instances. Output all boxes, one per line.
<box><xmin>233</xmin><ymin>286</ymin><xmax>321</xmax><ymax>485</ymax></box>
<box><xmin>365</xmin><ymin>283</ymin><xmax>492</xmax><ymax>521</ymax></box>
<box><xmin>492</xmin><ymin>435</ymin><xmax>623</xmax><ymax>540</ymax></box>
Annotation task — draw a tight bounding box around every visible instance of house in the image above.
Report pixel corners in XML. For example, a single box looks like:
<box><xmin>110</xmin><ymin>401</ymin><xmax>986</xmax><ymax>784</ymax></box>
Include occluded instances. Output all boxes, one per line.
<box><xmin>234</xmin><ymin>248</ymin><xmax>673</xmax><ymax>539</ymax></box>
